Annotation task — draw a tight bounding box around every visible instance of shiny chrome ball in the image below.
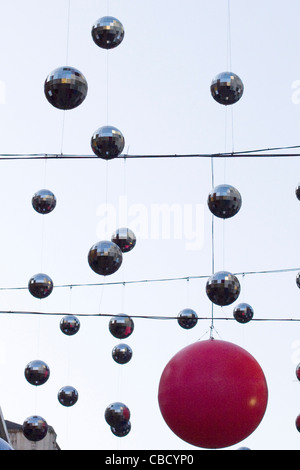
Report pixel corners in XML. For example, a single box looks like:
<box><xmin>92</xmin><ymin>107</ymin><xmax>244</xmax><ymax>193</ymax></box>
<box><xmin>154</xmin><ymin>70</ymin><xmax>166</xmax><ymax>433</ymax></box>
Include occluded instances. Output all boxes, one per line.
<box><xmin>112</xmin><ymin>343</ymin><xmax>133</xmax><ymax>364</ymax></box>
<box><xmin>105</xmin><ymin>402</ymin><xmax>130</xmax><ymax>428</ymax></box>
<box><xmin>211</xmin><ymin>71</ymin><xmax>244</xmax><ymax>105</ymax></box>
<box><xmin>109</xmin><ymin>315</ymin><xmax>134</xmax><ymax>339</ymax></box>
<box><xmin>32</xmin><ymin>189</ymin><xmax>56</xmax><ymax>214</ymax></box>
<box><xmin>28</xmin><ymin>273</ymin><xmax>53</xmax><ymax>299</ymax></box>
<box><xmin>296</xmin><ymin>272</ymin><xmax>300</xmax><ymax>289</ymax></box>
<box><xmin>111</xmin><ymin>421</ymin><xmax>131</xmax><ymax>437</ymax></box>
<box><xmin>296</xmin><ymin>184</ymin><xmax>300</xmax><ymax>201</ymax></box>
<box><xmin>233</xmin><ymin>303</ymin><xmax>254</xmax><ymax>324</ymax></box>
<box><xmin>92</xmin><ymin>16</ymin><xmax>124</xmax><ymax>49</ymax></box>
<box><xmin>206</xmin><ymin>271</ymin><xmax>240</xmax><ymax>306</ymax></box>
<box><xmin>60</xmin><ymin>315</ymin><xmax>80</xmax><ymax>336</ymax></box>
<box><xmin>177</xmin><ymin>308</ymin><xmax>198</xmax><ymax>329</ymax></box>
<box><xmin>111</xmin><ymin>228</ymin><xmax>136</xmax><ymax>253</ymax></box>
<box><xmin>91</xmin><ymin>126</ymin><xmax>125</xmax><ymax>159</ymax></box>
<box><xmin>88</xmin><ymin>240</ymin><xmax>123</xmax><ymax>276</ymax></box>
<box><xmin>58</xmin><ymin>386</ymin><xmax>78</xmax><ymax>407</ymax></box>
<box><xmin>208</xmin><ymin>184</ymin><xmax>242</xmax><ymax>219</ymax></box>
<box><xmin>44</xmin><ymin>66</ymin><xmax>88</xmax><ymax>110</ymax></box>
<box><xmin>24</xmin><ymin>360</ymin><xmax>50</xmax><ymax>386</ymax></box>
<box><xmin>22</xmin><ymin>416</ymin><xmax>48</xmax><ymax>442</ymax></box>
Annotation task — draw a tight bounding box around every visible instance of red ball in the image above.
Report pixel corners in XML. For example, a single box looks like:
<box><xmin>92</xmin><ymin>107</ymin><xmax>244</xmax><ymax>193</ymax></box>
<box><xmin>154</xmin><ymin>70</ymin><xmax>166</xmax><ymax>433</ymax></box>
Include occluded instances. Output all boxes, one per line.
<box><xmin>158</xmin><ymin>339</ymin><xmax>268</xmax><ymax>449</ymax></box>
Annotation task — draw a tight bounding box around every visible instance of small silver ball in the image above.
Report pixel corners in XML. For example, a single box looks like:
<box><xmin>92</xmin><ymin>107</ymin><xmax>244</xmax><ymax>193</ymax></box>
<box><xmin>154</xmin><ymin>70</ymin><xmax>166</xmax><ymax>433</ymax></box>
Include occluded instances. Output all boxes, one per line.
<box><xmin>58</xmin><ymin>386</ymin><xmax>78</xmax><ymax>407</ymax></box>
<box><xmin>112</xmin><ymin>343</ymin><xmax>133</xmax><ymax>364</ymax></box>
<box><xmin>60</xmin><ymin>315</ymin><xmax>80</xmax><ymax>336</ymax></box>
<box><xmin>208</xmin><ymin>184</ymin><xmax>242</xmax><ymax>219</ymax></box>
<box><xmin>88</xmin><ymin>240</ymin><xmax>123</xmax><ymax>276</ymax></box>
<box><xmin>109</xmin><ymin>315</ymin><xmax>134</xmax><ymax>339</ymax></box>
<box><xmin>296</xmin><ymin>184</ymin><xmax>300</xmax><ymax>201</ymax></box>
<box><xmin>92</xmin><ymin>16</ymin><xmax>124</xmax><ymax>49</ymax></box>
<box><xmin>44</xmin><ymin>66</ymin><xmax>88</xmax><ymax>110</ymax></box>
<box><xmin>111</xmin><ymin>228</ymin><xmax>136</xmax><ymax>253</ymax></box>
<box><xmin>105</xmin><ymin>402</ymin><xmax>130</xmax><ymax>428</ymax></box>
<box><xmin>177</xmin><ymin>309</ymin><xmax>198</xmax><ymax>329</ymax></box>
<box><xmin>22</xmin><ymin>416</ymin><xmax>48</xmax><ymax>442</ymax></box>
<box><xmin>233</xmin><ymin>303</ymin><xmax>254</xmax><ymax>324</ymax></box>
<box><xmin>24</xmin><ymin>360</ymin><xmax>50</xmax><ymax>386</ymax></box>
<box><xmin>28</xmin><ymin>273</ymin><xmax>53</xmax><ymax>299</ymax></box>
<box><xmin>91</xmin><ymin>126</ymin><xmax>125</xmax><ymax>159</ymax></box>
<box><xmin>206</xmin><ymin>271</ymin><xmax>240</xmax><ymax>306</ymax></box>
<box><xmin>32</xmin><ymin>189</ymin><xmax>56</xmax><ymax>214</ymax></box>
<box><xmin>211</xmin><ymin>71</ymin><xmax>244</xmax><ymax>105</ymax></box>
<box><xmin>111</xmin><ymin>421</ymin><xmax>131</xmax><ymax>437</ymax></box>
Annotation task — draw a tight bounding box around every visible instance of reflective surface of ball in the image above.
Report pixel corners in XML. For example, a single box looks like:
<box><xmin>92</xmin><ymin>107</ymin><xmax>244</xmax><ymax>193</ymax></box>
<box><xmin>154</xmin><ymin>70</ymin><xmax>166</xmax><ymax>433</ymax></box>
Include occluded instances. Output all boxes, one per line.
<box><xmin>296</xmin><ymin>363</ymin><xmax>300</xmax><ymax>381</ymax></box>
<box><xmin>211</xmin><ymin>72</ymin><xmax>244</xmax><ymax>105</ymax></box>
<box><xmin>111</xmin><ymin>421</ymin><xmax>131</xmax><ymax>437</ymax></box>
<box><xmin>92</xmin><ymin>16</ymin><xmax>124</xmax><ymax>49</ymax></box>
<box><xmin>111</xmin><ymin>228</ymin><xmax>136</xmax><ymax>253</ymax></box>
<box><xmin>44</xmin><ymin>66</ymin><xmax>88</xmax><ymax>110</ymax></box>
<box><xmin>22</xmin><ymin>416</ymin><xmax>48</xmax><ymax>442</ymax></box>
<box><xmin>91</xmin><ymin>126</ymin><xmax>125</xmax><ymax>159</ymax></box>
<box><xmin>32</xmin><ymin>189</ymin><xmax>56</xmax><ymax>215</ymax></box>
<box><xmin>233</xmin><ymin>303</ymin><xmax>254</xmax><ymax>324</ymax></box>
<box><xmin>28</xmin><ymin>273</ymin><xmax>53</xmax><ymax>299</ymax></box>
<box><xmin>296</xmin><ymin>272</ymin><xmax>300</xmax><ymax>289</ymax></box>
<box><xmin>58</xmin><ymin>386</ymin><xmax>78</xmax><ymax>407</ymax></box>
<box><xmin>112</xmin><ymin>343</ymin><xmax>133</xmax><ymax>364</ymax></box>
<box><xmin>296</xmin><ymin>415</ymin><xmax>300</xmax><ymax>432</ymax></box>
<box><xmin>88</xmin><ymin>241</ymin><xmax>123</xmax><ymax>276</ymax></box>
<box><xmin>0</xmin><ymin>438</ymin><xmax>13</xmax><ymax>450</ymax></box>
<box><xmin>25</xmin><ymin>360</ymin><xmax>50</xmax><ymax>386</ymax></box>
<box><xmin>105</xmin><ymin>402</ymin><xmax>130</xmax><ymax>428</ymax></box>
<box><xmin>109</xmin><ymin>315</ymin><xmax>134</xmax><ymax>339</ymax></box>
<box><xmin>208</xmin><ymin>184</ymin><xmax>242</xmax><ymax>219</ymax></box>
<box><xmin>206</xmin><ymin>271</ymin><xmax>240</xmax><ymax>306</ymax></box>
<box><xmin>177</xmin><ymin>308</ymin><xmax>198</xmax><ymax>329</ymax></box>
<box><xmin>296</xmin><ymin>184</ymin><xmax>300</xmax><ymax>201</ymax></box>
<box><xmin>60</xmin><ymin>315</ymin><xmax>80</xmax><ymax>336</ymax></box>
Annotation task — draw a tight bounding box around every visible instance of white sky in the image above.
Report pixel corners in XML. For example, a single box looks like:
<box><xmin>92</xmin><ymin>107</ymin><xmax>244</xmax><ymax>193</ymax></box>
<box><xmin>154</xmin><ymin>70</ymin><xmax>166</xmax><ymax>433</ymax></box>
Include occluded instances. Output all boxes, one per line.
<box><xmin>0</xmin><ymin>0</ymin><xmax>299</xmax><ymax>450</ymax></box>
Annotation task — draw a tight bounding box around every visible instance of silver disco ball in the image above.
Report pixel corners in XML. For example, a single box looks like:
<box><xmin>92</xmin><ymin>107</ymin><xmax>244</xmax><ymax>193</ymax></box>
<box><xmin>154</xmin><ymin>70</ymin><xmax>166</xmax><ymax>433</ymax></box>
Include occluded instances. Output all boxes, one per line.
<box><xmin>206</xmin><ymin>271</ymin><xmax>240</xmax><ymax>306</ymax></box>
<box><xmin>211</xmin><ymin>71</ymin><xmax>244</xmax><ymax>105</ymax></box>
<box><xmin>111</xmin><ymin>421</ymin><xmax>131</xmax><ymax>437</ymax></box>
<box><xmin>22</xmin><ymin>416</ymin><xmax>48</xmax><ymax>442</ymax></box>
<box><xmin>60</xmin><ymin>315</ymin><xmax>80</xmax><ymax>336</ymax></box>
<box><xmin>91</xmin><ymin>126</ymin><xmax>125</xmax><ymax>159</ymax></box>
<box><xmin>28</xmin><ymin>273</ymin><xmax>53</xmax><ymax>299</ymax></box>
<box><xmin>105</xmin><ymin>402</ymin><xmax>130</xmax><ymax>428</ymax></box>
<box><xmin>111</xmin><ymin>228</ymin><xmax>136</xmax><ymax>253</ymax></box>
<box><xmin>177</xmin><ymin>308</ymin><xmax>198</xmax><ymax>329</ymax></box>
<box><xmin>58</xmin><ymin>386</ymin><xmax>78</xmax><ymax>407</ymax></box>
<box><xmin>24</xmin><ymin>360</ymin><xmax>50</xmax><ymax>386</ymax></box>
<box><xmin>88</xmin><ymin>240</ymin><xmax>123</xmax><ymax>276</ymax></box>
<box><xmin>92</xmin><ymin>16</ymin><xmax>124</xmax><ymax>49</ymax></box>
<box><xmin>109</xmin><ymin>315</ymin><xmax>134</xmax><ymax>339</ymax></box>
<box><xmin>208</xmin><ymin>184</ymin><xmax>242</xmax><ymax>219</ymax></box>
<box><xmin>44</xmin><ymin>66</ymin><xmax>88</xmax><ymax>110</ymax></box>
<box><xmin>296</xmin><ymin>184</ymin><xmax>300</xmax><ymax>201</ymax></box>
<box><xmin>32</xmin><ymin>189</ymin><xmax>56</xmax><ymax>215</ymax></box>
<box><xmin>233</xmin><ymin>303</ymin><xmax>254</xmax><ymax>324</ymax></box>
<box><xmin>112</xmin><ymin>343</ymin><xmax>133</xmax><ymax>364</ymax></box>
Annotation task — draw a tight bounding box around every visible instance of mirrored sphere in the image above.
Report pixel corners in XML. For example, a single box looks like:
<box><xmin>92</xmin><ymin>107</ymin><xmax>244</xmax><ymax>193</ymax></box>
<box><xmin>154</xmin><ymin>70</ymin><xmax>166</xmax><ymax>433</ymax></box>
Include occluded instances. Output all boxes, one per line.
<box><xmin>92</xmin><ymin>16</ymin><xmax>124</xmax><ymax>49</ymax></box>
<box><xmin>177</xmin><ymin>308</ymin><xmax>198</xmax><ymax>329</ymax></box>
<box><xmin>111</xmin><ymin>228</ymin><xmax>136</xmax><ymax>253</ymax></box>
<box><xmin>24</xmin><ymin>360</ymin><xmax>50</xmax><ymax>386</ymax></box>
<box><xmin>44</xmin><ymin>66</ymin><xmax>88</xmax><ymax>110</ymax></box>
<box><xmin>0</xmin><ymin>438</ymin><xmax>13</xmax><ymax>450</ymax></box>
<box><xmin>105</xmin><ymin>402</ymin><xmax>130</xmax><ymax>428</ymax></box>
<box><xmin>296</xmin><ymin>272</ymin><xmax>300</xmax><ymax>289</ymax></box>
<box><xmin>88</xmin><ymin>240</ymin><xmax>123</xmax><ymax>276</ymax></box>
<box><xmin>58</xmin><ymin>386</ymin><xmax>78</xmax><ymax>407</ymax></box>
<box><xmin>28</xmin><ymin>273</ymin><xmax>53</xmax><ymax>299</ymax></box>
<box><xmin>296</xmin><ymin>363</ymin><xmax>300</xmax><ymax>381</ymax></box>
<box><xmin>22</xmin><ymin>416</ymin><xmax>48</xmax><ymax>442</ymax></box>
<box><xmin>109</xmin><ymin>315</ymin><xmax>134</xmax><ymax>339</ymax></box>
<box><xmin>296</xmin><ymin>415</ymin><xmax>300</xmax><ymax>432</ymax></box>
<box><xmin>208</xmin><ymin>184</ymin><xmax>242</xmax><ymax>219</ymax></box>
<box><xmin>233</xmin><ymin>303</ymin><xmax>254</xmax><ymax>324</ymax></box>
<box><xmin>296</xmin><ymin>184</ymin><xmax>300</xmax><ymax>201</ymax></box>
<box><xmin>60</xmin><ymin>315</ymin><xmax>80</xmax><ymax>336</ymax></box>
<box><xmin>211</xmin><ymin>71</ymin><xmax>244</xmax><ymax>105</ymax></box>
<box><xmin>112</xmin><ymin>343</ymin><xmax>133</xmax><ymax>364</ymax></box>
<box><xmin>91</xmin><ymin>126</ymin><xmax>125</xmax><ymax>160</ymax></box>
<box><xmin>111</xmin><ymin>421</ymin><xmax>131</xmax><ymax>437</ymax></box>
<box><xmin>32</xmin><ymin>189</ymin><xmax>56</xmax><ymax>215</ymax></box>
<box><xmin>206</xmin><ymin>271</ymin><xmax>240</xmax><ymax>306</ymax></box>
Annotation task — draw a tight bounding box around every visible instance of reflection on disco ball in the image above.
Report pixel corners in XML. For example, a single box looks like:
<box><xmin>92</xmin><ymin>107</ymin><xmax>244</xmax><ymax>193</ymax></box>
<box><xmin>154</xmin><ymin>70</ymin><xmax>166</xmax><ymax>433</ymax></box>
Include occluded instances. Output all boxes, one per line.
<box><xmin>32</xmin><ymin>189</ymin><xmax>56</xmax><ymax>214</ymax></box>
<box><xmin>208</xmin><ymin>184</ymin><xmax>242</xmax><ymax>219</ymax></box>
<box><xmin>24</xmin><ymin>360</ymin><xmax>50</xmax><ymax>386</ymax></box>
<box><xmin>206</xmin><ymin>271</ymin><xmax>240</xmax><ymax>306</ymax></box>
<box><xmin>28</xmin><ymin>273</ymin><xmax>53</xmax><ymax>299</ymax></box>
<box><xmin>233</xmin><ymin>303</ymin><xmax>254</xmax><ymax>324</ymax></box>
<box><xmin>111</xmin><ymin>421</ymin><xmax>131</xmax><ymax>437</ymax></box>
<box><xmin>296</xmin><ymin>363</ymin><xmax>300</xmax><ymax>382</ymax></box>
<box><xmin>58</xmin><ymin>386</ymin><xmax>78</xmax><ymax>407</ymax></box>
<box><xmin>111</xmin><ymin>228</ymin><xmax>136</xmax><ymax>253</ymax></box>
<box><xmin>109</xmin><ymin>315</ymin><xmax>134</xmax><ymax>339</ymax></box>
<box><xmin>92</xmin><ymin>16</ymin><xmax>124</xmax><ymax>49</ymax></box>
<box><xmin>22</xmin><ymin>416</ymin><xmax>48</xmax><ymax>442</ymax></box>
<box><xmin>211</xmin><ymin>71</ymin><xmax>244</xmax><ymax>105</ymax></box>
<box><xmin>88</xmin><ymin>241</ymin><xmax>123</xmax><ymax>276</ymax></box>
<box><xmin>44</xmin><ymin>66</ymin><xmax>88</xmax><ymax>110</ymax></box>
<box><xmin>296</xmin><ymin>272</ymin><xmax>300</xmax><ymax>289</ymax></box>
<box><xmin>177</xmin><ymin>308</ymin><xmax>198</xmax><ymax>329</ymax></box>
<box><xmin>60</xmin><ymin>315</ymin><xmax>80</xmax><ymax>336</ymax></box>
<box><xmin>91</xmin><ymin>126</ymin><xmax>125</xmax><ymax>159</ymax></box>
<box><xmin>112</xmin><ymin>343</ymin><xmax>133</xmax><ymax>364</ymax></box>
<box><xmin>105</xmin><ymin>402</ymin><xmax>130</xmax><ymax>428</ymax></box>
<box><xmin>296</xmin><ymin>184</ymin><xmax>300</xmax><ymax>201</ymax></box>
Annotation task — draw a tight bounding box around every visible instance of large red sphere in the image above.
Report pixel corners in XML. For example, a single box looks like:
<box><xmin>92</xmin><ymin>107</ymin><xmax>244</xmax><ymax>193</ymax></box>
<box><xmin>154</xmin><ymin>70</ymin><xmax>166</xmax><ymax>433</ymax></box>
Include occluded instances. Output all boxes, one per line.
<box><xmin>158</xmin><ymin>339</ymin><xmax>268</xmax><ymax>449</ymax></box>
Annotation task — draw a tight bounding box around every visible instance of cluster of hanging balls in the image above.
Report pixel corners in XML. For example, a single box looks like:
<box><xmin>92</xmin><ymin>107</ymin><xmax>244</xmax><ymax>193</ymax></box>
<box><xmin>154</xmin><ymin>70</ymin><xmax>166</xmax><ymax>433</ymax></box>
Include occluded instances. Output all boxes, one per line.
<box><xmin>21</xmin><ymin>15</ymin><xmax>300</xmax><ymax>448</ymax></box>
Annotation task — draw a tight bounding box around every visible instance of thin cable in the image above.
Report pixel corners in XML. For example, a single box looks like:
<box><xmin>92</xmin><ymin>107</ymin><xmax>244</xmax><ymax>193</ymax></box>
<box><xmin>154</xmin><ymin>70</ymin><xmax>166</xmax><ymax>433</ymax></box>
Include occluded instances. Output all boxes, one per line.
<box><xmin>210</xmin><ymin>156</ymin><xmax>215</xmax><ymax>337</ymax></box>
